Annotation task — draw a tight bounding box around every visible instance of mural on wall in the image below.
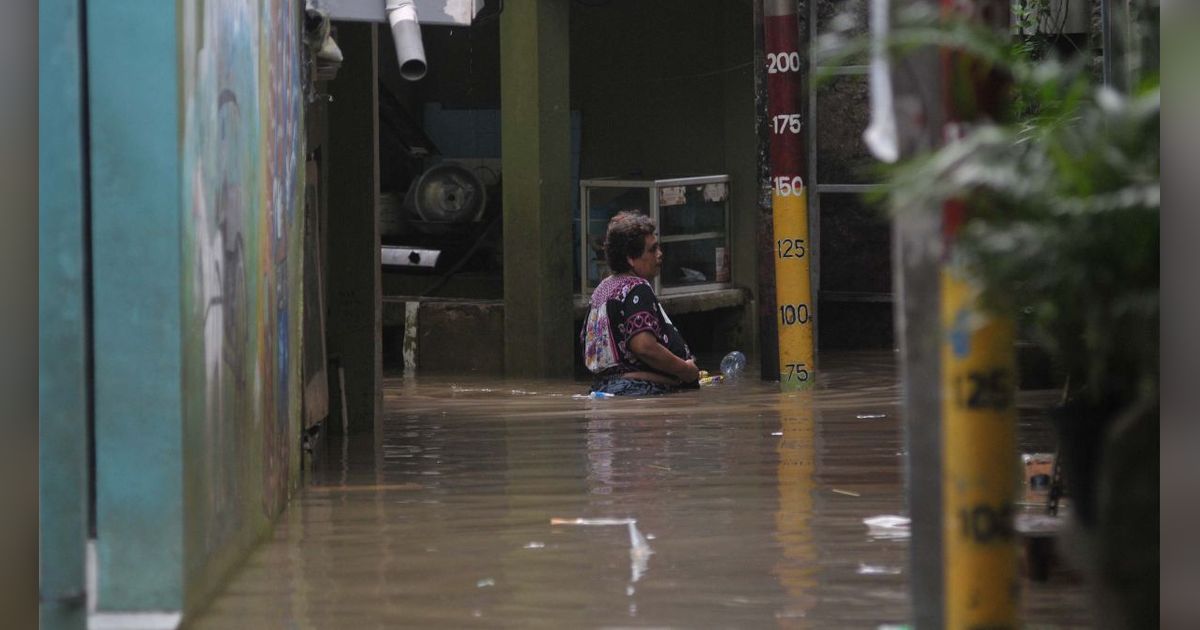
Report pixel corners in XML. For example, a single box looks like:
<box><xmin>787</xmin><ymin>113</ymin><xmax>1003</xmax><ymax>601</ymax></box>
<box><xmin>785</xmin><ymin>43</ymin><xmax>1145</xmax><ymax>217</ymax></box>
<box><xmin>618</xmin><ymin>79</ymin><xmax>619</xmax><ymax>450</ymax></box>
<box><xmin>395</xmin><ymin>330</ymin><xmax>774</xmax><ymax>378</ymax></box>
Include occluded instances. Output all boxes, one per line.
<box><xmin>181</xmin><ymin>0</ymin><xmax>304</xmax><ymax>559</ymax></box>
<box><xmin>262</xmin><ymin>0</ymin><xmax>303</xmax><ymax>518</ymax></box>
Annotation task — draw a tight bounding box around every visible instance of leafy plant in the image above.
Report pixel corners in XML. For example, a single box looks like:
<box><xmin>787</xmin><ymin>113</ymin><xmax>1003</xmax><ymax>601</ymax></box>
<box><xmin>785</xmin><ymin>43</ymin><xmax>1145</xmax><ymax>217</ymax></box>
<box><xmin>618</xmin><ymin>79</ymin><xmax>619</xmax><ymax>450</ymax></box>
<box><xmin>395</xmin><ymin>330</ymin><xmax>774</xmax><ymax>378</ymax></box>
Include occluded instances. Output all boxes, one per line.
<box><xmin>816</xmin><ymin>6</ymin><xmax>1160</xmax><ymax>624</ymax></box>
<box><xmin>818</xmin><ymin>3</ymin><xmax>1160</xmax><ymax>413</ymax></box>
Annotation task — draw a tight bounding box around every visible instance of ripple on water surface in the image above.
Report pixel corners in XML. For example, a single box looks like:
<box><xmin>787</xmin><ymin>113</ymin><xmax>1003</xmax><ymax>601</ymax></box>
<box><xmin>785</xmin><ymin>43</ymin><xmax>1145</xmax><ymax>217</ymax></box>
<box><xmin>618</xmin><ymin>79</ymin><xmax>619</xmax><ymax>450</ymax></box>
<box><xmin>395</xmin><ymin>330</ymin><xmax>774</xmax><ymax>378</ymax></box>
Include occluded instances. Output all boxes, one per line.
<box><xmin>192</xmin><ymin>351</ymin><xmax>1091</xmax><ymax>628</ymax></box>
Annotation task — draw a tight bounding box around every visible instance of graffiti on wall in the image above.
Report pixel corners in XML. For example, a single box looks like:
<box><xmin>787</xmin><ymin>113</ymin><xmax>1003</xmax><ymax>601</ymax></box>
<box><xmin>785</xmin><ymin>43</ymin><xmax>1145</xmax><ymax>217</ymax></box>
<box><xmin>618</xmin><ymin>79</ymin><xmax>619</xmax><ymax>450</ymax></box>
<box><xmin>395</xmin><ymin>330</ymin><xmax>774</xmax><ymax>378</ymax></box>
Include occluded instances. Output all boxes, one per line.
<box><xmin>181</xmin><ymin>0</ymin><xmax>303</xmax><ymax>557</ymax></box>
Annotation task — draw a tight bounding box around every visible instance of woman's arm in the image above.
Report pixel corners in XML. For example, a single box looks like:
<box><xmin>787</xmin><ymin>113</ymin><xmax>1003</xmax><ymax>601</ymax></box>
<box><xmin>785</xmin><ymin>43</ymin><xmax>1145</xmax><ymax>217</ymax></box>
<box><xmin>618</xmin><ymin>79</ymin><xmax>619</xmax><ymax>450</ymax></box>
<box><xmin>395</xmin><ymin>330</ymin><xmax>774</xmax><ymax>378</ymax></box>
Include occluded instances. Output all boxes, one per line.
<box><xmin>628</xmin><ymin>331</ymin><xmax>699</xmax><ymax>383</ymax></box>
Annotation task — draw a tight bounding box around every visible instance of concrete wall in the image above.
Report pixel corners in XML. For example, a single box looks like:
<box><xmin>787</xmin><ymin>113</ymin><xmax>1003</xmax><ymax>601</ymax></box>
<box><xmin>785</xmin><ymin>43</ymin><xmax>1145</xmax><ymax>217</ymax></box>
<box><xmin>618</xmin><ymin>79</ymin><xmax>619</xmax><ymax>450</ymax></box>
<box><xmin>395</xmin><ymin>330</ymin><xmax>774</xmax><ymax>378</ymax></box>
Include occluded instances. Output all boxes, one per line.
<box><xmin>178</xmin><ymin>0</ymin><xmax>305</xmax><ymax>610</ymax></box>
<box><xmin>570</xmin><ymin>2</ymin><xmax>759</xmax><ymax>350</ymax></box>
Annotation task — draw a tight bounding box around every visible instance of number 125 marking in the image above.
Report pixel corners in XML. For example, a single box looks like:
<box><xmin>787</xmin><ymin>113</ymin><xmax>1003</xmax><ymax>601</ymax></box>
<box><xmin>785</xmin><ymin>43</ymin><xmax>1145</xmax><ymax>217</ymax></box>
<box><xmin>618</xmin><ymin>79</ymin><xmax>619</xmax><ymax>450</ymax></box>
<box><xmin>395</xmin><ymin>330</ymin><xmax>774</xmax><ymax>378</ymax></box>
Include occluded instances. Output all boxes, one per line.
<box><xmin>777</xmin><ymin>238</ymin><xmax>806</xmax><ymax>259</ymax></box>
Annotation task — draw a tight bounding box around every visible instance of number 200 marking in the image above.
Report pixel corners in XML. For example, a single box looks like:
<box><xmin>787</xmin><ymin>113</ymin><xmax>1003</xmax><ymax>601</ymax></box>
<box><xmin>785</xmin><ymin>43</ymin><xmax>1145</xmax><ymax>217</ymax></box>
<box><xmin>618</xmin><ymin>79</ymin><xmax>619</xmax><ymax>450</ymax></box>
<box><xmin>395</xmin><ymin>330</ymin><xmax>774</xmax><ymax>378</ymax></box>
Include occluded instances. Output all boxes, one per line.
<box><xmin>767</xmin><ymin>51</ymin><xmax>802</xmax><ymax>73</ymax></box>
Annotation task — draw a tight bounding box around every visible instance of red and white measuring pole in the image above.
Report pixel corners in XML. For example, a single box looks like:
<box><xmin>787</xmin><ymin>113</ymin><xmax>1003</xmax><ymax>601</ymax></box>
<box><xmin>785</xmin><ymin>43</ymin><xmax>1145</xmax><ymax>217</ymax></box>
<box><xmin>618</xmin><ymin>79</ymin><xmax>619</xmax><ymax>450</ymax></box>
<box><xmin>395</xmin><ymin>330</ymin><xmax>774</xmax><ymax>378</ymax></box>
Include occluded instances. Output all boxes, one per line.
<box><xmin>763</xmin><ymin>0</ymin><xmax>814</xmax><ymax>390</ymax></box>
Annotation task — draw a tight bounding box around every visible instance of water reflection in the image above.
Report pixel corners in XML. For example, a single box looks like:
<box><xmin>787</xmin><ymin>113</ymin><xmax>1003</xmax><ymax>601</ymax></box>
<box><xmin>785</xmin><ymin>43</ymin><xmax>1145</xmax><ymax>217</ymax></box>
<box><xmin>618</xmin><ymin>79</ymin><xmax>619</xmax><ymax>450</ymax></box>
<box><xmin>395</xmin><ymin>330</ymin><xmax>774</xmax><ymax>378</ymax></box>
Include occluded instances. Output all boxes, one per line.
<box><xmin>191</xmin><ymin>351</ymin><xmax>1090</xmax><ymax>628</ymax></box>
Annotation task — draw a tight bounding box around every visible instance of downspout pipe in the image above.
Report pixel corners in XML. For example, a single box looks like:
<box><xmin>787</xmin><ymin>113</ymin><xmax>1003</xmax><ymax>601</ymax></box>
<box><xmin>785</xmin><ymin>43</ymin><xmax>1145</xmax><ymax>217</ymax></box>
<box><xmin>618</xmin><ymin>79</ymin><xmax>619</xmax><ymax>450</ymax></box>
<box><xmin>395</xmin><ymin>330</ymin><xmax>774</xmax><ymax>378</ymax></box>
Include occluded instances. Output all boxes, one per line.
<box><xmin>386</xmin><ymin>0</ymin><xmax>427</xmax><ymax>80</ymax></box>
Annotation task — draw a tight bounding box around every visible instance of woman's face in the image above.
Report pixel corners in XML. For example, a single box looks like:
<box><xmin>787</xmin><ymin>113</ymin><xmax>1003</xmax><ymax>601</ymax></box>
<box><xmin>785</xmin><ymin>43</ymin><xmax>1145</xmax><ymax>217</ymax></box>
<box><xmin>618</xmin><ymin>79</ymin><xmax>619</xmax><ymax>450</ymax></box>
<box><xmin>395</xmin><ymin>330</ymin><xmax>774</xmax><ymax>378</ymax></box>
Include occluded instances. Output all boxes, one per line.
<box><xmin>628</xmin><ymin>233</ymin><xmax>662</xmax><ymax>280</ymax></box>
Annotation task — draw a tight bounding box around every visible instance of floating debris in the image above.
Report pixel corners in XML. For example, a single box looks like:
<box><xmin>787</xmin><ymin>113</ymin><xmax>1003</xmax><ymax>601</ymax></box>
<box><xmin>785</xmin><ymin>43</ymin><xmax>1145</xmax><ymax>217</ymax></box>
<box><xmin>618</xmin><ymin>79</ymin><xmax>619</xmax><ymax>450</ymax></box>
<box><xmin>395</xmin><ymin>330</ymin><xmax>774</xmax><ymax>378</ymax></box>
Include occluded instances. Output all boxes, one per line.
<box><xmin>863</xmin><ymin>515</ymin><xmax>911</xmax><ymax>540</ymax></box>
<box><xmin>524</xmin><ymin>541</ymin><xmax>545</xmax><ymax>549</ymax></box>
<box><xmin>551</xmin><ymin>517</ymin><xmax>654</xmax><ymax>584</ymax></box>
<box><xmin>858</xmin><ymin>563</ymin><xmax>903</xmax><ymax>575</ymax></box>
<box><xmin>572</xmin><ymin>391</ymin><xmax>616</xmax><ymax>400</ymax></box>
<box><xmin>857</xmin><ymin>413</ymin><xmax>888</xmax><ymax>420</ymax></box>
<box><xmin>832</xmin><ymin>488</ymin><xmax>861</xmax><ymax>497</ymax></box>
<box><xmin>476</xmin><ymin>578</ymin><xmax>495</xmax><ymax>588</ymax></box>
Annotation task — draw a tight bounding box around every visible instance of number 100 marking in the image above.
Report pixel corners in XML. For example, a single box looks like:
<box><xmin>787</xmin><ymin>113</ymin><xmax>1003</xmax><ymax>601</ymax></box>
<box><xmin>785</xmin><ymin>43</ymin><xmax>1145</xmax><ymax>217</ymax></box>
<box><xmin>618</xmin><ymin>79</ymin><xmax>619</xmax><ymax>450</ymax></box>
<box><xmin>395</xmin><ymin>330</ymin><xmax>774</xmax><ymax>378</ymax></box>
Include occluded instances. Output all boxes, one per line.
<box><xmin>779</xmin><ymin>303</ymin><xmax>810</xmax><ymax>326</ymax></box>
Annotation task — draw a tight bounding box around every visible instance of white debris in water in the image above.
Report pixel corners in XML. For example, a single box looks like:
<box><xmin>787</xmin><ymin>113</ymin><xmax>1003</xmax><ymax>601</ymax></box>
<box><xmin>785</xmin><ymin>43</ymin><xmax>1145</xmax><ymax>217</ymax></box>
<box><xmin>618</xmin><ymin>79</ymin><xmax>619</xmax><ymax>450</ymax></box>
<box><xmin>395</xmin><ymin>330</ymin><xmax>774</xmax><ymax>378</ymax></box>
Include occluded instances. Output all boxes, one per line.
<box><xmin>646</xmin><ymin>533</ymin><xmax>656</xmax><ymax>540</ymax></box>
<box><xmin>863</xmin><ymin>515</ymin><xmax>911</xmax><ymax>540</ymax></box>
<box><xmin>476</xmin><ymin>578</ymin><xmax>495</xmax><ymax>588</ymax></box>
<box><xmin>858</xmin><ymin>563</ymin><xmax>903</xmax><ymax>575</ymax></box>
<box><xmin>626</xmin><ymin>585</ymin><xmax>635</xmax><ymax>596</ymax></box>
<box><xmin>524</xmin><ymin>541</ymin><xmax>545</xmax><ymax>549</ymax></box>
<box><xmin>771</xmin><ymin>431</ymin><xmax>784</xmax><ymax>436</ymax></box>
<box><xmin>553</xmin><ymin>517</ymin><xmax>634</xmax><ymax>526</ymax></box>
<box><xmin>857</xmin><ymin>413</ymin><xmax>888</xmax><ymax>419</ymax></box>
<box><xmin>551</xmin><ymin>517</ymin><xmax>654</xmax><ymax>583</ymax></box>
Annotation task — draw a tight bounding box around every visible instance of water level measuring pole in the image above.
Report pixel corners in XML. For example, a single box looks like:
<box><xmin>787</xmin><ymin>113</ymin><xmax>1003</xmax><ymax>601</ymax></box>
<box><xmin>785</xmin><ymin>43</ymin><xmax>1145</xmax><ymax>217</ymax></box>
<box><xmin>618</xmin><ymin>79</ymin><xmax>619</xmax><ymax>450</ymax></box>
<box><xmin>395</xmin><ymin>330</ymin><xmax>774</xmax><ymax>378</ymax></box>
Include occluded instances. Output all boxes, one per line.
<box><xmin>937</xmin><ymin>0</ymin><xmax>1019</xmax><ymax>627</ymax></box>
<box><xmin>763</xmin><ymin>0</ymin><xmax>813</xmax><ymax>391</ymax></box>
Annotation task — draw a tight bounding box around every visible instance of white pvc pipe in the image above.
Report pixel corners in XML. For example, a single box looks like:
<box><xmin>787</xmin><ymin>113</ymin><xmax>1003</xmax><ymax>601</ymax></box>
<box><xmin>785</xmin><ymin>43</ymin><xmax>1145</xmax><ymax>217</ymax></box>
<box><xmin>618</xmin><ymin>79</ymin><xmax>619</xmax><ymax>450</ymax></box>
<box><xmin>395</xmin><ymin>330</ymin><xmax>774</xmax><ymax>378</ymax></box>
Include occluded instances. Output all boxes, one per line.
<box><xmin>385</xmin><ymin>0</ymin><xmax>427</xmax><ymax>81</ymax></box>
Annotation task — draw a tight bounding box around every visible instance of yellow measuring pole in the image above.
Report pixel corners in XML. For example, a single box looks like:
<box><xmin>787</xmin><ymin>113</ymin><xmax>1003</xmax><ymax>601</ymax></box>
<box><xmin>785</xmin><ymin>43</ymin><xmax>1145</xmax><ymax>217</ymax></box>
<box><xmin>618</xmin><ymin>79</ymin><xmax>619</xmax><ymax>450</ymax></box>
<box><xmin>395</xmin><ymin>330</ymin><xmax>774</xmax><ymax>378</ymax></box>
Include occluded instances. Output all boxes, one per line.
<box><xmin>773</xmin><ymin>395</ymin><xmax>817</xmax><ymax>625</ymax></box>
<box><xmin>764</xmin><ymin>1</ymin><xmax>813</xmax><ymax>390</ymax></box>
<box><xmin>941</xmin><ymin>264</ymin><xmax>1019</xmax><ymax>629</ymax></box>
<box><xmin>773</xmin><ymin>187</ymin><xmax>814</xmax><ymax>390</ymax></box>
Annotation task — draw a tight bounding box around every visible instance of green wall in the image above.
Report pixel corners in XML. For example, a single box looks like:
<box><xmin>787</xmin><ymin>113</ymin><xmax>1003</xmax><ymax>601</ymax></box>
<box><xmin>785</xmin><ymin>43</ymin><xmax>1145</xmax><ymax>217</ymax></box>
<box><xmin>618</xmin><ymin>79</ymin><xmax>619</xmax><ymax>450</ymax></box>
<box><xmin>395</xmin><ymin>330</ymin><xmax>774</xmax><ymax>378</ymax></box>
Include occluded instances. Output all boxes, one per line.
<box><xmin>178</xmin><ymin>0</ymin><xmax>306</xmax><ymax>610</ymax></box>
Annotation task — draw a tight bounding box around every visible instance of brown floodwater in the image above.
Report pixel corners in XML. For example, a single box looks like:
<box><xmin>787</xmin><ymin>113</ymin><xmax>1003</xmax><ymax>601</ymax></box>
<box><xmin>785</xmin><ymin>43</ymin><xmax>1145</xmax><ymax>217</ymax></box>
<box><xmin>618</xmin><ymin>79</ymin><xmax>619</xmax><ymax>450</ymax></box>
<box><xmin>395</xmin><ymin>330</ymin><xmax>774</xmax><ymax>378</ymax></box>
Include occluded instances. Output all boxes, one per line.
<box><xmin>190</xmin><ymin>351</ymin><xmax>1092</xmax><ymax>628</ymax></box>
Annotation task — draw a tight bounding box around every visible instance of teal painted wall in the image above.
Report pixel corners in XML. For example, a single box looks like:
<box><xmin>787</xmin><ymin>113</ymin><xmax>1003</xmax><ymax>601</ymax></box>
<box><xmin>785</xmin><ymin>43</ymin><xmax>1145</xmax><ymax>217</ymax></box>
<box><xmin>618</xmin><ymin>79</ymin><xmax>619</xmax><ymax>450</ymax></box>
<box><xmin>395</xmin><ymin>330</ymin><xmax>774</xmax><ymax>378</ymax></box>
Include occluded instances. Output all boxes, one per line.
<box><xmin>179</xmin><ymin>0</ymin><xmax>306</xmax><ymax>610</ymax></box>
<box><xmin>88</xmin><ymin>0</ymin><xmax>186</xmax><ymax>610</ymax></box>
<box><xmin>84</xmin><ymin>0</ymin><xmax>306</xmax><ymax>614</ymax></box>
<box><xmin>39</xmin><ymin>0</ymin><xmax>89</xmax><ymax>626</ymax></box>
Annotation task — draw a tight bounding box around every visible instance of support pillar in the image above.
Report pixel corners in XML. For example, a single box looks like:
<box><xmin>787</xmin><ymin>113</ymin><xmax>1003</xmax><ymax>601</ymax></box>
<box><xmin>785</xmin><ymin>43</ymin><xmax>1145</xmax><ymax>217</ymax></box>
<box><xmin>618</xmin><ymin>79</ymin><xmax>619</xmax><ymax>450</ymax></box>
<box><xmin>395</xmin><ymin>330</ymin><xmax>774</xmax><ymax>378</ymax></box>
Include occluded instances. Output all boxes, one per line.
<box><xmin>889</xmin><ymin>1</ymin><xmax>948</xmax><ymax>625</ymax></box>
<box><xmin>326</xmin><ymin>22</ymin><xmax>383</xmax><ymax>433</ymax></box>
<box><xmin>500</xmin><ymin>0</ymin><xmax>573</xmax><ymax>378</ymax></box>
<box><xmin>938</xmin><ymin>3</ymin><xmax>1017</xmax><ymax>627</ymax></box>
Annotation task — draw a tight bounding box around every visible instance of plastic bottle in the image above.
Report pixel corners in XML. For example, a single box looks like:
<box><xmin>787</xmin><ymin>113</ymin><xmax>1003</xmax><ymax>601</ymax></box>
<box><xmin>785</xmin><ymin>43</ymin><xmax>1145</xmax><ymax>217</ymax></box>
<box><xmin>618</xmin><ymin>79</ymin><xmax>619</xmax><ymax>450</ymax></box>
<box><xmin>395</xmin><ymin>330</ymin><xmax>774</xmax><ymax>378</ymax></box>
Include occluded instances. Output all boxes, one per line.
<box><xmin>719</xmin><ymin>351</ymin><xmax>746</xmax><ymax>378</ymax></box>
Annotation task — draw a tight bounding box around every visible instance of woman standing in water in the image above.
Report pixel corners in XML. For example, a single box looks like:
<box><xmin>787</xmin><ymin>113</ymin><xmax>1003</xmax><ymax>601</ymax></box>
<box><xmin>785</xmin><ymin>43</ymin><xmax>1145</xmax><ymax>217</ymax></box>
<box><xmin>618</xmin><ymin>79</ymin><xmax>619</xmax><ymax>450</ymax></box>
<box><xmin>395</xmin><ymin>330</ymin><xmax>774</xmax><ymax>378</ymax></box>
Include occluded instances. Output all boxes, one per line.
<box><xmin>581</xmin><ymin>211</ymin><xmax>701</xmax><ymax>395</ymax></box>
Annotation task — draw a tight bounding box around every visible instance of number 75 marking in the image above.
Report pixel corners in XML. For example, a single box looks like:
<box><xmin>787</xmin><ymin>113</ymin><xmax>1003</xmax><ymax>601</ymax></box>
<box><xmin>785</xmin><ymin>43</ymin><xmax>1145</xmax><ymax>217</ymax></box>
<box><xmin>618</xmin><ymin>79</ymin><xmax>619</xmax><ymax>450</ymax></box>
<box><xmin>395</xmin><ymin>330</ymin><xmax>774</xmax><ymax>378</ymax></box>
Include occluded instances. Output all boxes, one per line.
<box><xmin>784</xmin><ymin>363</ymin><xmax>809</xmax><ymax>382</ymax></box>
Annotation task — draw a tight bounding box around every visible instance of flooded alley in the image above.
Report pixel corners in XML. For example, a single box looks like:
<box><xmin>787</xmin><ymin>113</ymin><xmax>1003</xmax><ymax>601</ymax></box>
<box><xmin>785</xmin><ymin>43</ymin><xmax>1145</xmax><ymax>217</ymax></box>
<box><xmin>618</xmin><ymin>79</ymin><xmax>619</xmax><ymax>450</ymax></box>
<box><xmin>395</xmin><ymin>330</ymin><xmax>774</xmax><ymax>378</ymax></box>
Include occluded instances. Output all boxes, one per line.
<box><xmin>191</xmin><ymin>352</ymin><xmax>1090</xmax><ymax>628</ymax></box>
<box><xmin>36</xmin><ymin>0</ymin><xmax>1161</xmax><ymax>627</ymax></box>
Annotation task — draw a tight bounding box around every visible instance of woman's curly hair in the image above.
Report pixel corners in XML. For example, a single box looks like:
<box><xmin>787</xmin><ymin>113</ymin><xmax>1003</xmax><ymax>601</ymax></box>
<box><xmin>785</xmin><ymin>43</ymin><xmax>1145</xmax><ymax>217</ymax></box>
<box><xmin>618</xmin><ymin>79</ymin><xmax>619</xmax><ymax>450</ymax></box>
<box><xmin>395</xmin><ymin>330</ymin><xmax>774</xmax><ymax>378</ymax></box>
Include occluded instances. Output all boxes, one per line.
<box><xmin>604</xmin><ymin>211</ymin><xmax>656</xmax><ymax>274</ymax></box>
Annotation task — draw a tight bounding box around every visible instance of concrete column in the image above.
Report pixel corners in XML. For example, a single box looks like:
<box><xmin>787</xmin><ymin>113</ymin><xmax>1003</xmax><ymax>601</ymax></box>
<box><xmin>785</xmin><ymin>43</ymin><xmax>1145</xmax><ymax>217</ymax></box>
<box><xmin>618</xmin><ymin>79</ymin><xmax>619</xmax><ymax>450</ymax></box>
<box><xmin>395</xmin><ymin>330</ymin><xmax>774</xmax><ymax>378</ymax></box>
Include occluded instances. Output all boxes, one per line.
<box><xmin>325</xmin><ymin>22</ymin><xmax>383</xmax><ymax>434</ymax></box>
<box><xmin>87</xmin><ymin>0</ymin><xmax>184</xmax><ymax>612</ymax></box>
<box><xmin>500</xmin><ymin>0</ymin><xmax>573</xmax><ymax>378</ymax></box>
<box><xmin>39</xmin><ymin>0</ymin><xmax>89</xmax><ymax>626</ymax></box>
<box><xmin>889</xmin><ymin>1</ymin><xmax>948</xmax><ymax>626</ymax></box>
